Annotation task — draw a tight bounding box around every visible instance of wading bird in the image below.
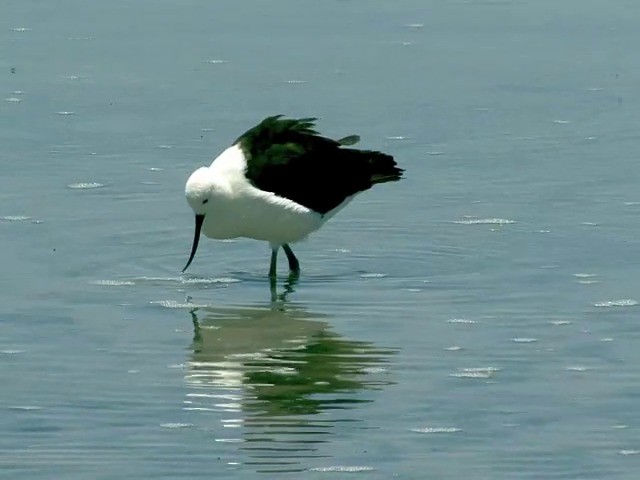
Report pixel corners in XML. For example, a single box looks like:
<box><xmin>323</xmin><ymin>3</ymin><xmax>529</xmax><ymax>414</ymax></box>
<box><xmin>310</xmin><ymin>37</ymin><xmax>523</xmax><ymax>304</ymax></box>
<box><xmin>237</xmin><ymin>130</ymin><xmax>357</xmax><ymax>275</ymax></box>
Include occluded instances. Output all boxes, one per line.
<box><xmin>182</xmin><ymin>115</ymin><xmax>403</xmax><ymax>279</ymax></box>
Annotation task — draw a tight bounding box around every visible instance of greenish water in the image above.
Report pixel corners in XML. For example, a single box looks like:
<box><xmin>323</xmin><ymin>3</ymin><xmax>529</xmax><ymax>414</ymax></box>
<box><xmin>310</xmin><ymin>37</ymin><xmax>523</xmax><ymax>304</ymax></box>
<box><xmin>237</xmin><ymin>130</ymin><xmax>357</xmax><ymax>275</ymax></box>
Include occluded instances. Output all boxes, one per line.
<box><xmin>3</xmin><ymin>1</ymin><xmax>640</xmax><ymax>478</ymax></box>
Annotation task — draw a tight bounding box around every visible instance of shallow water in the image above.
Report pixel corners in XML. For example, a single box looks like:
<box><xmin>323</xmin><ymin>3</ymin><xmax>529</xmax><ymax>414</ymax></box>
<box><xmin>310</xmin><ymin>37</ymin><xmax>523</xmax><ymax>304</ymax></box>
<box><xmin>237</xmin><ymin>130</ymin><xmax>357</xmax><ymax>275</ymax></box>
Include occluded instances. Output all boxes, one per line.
<box><xmin>3</xmin><ymin>0</ymin><xmax>640</xmax><ymax>478</ymax></box>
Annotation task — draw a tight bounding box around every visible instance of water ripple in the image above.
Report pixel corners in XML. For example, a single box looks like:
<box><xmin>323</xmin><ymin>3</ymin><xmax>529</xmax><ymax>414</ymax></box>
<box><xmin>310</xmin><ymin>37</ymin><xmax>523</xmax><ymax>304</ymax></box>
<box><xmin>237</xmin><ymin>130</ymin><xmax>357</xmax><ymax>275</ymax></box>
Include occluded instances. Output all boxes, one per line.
<box><xmin>454</xmin><ymin>218</ymin><xmax>516</xmax><ymax>225</ymax></box>
<box><xmin>2</xmin><ymin>215</ymin><xmax>32</xmax><ymax>221</ymax></box>
<box><xmin>309</xmin><ymin>466</ymin><xmax>375</xmax><ymax>472</ymax></box>
<box><xmin>67</xmin><ymin>182</ymin><xmax>105</xmax><ymax>189</ymax></box>
<box><xmin>90</xmin><ymin>280</ymin><xmax>136</xmax><ymax>286</ymax></box>
<box><xmin>135</xmin><ymin>276</ymin><xmax>242</xmax><ymax>286</ymax></box>
<box><xmin>618</xmin><ymin>450</ymin><xmax>640</xmax><ymax>456</ymax></box>
<box><xmin>594</xmin><ymin>299</ymin><xmax>638</xmax><ymax>308</ymax></box>
<box><xmin>447</xmin><ymin>318</ymin><xmax>477</xmax><ymax>324</ymax></box>
<box><xmin>450</xmin><ymin>367</ymin><xmax>500</xmax><ymax>379</ymax></box>
<box><xmin>411</xmin><ymin>427</ymin><xmax>462</xmax><ymax>434</ymax></box>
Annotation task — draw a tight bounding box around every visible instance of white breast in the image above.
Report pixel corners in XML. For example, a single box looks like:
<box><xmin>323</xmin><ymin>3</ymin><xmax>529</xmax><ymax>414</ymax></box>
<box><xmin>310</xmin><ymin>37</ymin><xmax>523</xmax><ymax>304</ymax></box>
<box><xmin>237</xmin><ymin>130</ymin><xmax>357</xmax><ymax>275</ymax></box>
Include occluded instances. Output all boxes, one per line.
<box><xmin>199</xmin><ymin>145</ymin><xmax>328</xmax><ymax>246</ymax></box>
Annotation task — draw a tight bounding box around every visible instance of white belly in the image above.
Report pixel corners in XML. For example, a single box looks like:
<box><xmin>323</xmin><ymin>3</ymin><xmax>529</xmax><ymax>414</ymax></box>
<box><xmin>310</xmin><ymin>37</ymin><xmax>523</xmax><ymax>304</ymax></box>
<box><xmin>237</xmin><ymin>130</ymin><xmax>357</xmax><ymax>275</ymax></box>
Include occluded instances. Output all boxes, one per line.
<box><xmin>201</xmin><ymin>188</ymin><xmax>327</xmax><ymax>246</ymax></box>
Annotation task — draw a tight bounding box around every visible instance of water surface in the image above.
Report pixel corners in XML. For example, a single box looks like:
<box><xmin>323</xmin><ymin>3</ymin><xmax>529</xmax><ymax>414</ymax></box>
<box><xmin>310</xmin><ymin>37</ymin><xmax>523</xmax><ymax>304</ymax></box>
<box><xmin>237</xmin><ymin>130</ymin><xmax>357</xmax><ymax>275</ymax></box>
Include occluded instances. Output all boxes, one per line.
<box><xmin>3</xmin><ymin>1</ymin><xmax>640</xmax><ymax>478</ymax></box>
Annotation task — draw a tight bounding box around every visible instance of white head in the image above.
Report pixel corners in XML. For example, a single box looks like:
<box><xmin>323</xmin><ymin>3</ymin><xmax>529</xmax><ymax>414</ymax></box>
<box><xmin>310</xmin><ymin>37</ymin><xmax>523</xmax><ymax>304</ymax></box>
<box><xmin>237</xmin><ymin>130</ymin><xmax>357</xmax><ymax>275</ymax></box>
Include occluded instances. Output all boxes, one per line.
<box><xmin>182</xmin><ymin>145</ymin><xmax>245</xmax><ymax>273</ymax></box>
<box><xmin>185</xmin><ymin>166</ymin><xmax>214</xmax><ymax>215</ymax></box>
<box><xmin>182</xmin><ymin>166</ymin><xmax>215</xmax><ymax>273</ymax></box>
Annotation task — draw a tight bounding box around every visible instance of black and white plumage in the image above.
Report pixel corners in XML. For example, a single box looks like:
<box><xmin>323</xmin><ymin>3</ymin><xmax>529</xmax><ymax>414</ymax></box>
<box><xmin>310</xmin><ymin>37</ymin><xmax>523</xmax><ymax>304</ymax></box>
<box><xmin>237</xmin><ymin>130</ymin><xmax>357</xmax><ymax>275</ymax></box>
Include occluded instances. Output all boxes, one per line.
<box><xmin>182</xmin><ymin>115</ymin><xmax>403</xmax><ymax>278</ymax></box>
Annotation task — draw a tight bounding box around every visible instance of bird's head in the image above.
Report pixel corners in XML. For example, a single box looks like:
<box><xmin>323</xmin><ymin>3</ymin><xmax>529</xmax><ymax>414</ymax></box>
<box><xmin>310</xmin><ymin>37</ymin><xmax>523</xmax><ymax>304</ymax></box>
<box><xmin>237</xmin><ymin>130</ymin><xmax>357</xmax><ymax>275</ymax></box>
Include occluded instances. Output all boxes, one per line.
<box><xmin>185</xmin><ymin>167</ymin><xmax>213</xmax><ymax>215</ymax></box>
<box><xmin>182</xmin><ymin>167</ymin><xmax>213</xmax><ymax>273</ymax></box>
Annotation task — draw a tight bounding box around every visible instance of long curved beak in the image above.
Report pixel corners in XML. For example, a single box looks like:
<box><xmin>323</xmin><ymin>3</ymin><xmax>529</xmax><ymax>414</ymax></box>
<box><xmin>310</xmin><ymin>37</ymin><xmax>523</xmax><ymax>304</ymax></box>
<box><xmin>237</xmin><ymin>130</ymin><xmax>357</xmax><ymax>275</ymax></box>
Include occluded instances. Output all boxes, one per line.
<box><xmin>182</xmin><ymin>214</ymin><xmax>205</xmax><ymax>273</ymax></box>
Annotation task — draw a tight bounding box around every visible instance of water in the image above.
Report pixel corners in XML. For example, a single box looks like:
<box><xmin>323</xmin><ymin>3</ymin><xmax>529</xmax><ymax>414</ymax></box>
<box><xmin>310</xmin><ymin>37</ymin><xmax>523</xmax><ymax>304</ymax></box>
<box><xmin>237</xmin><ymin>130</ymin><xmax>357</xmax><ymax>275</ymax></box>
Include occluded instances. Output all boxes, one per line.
<box><xmin>2</xmin><ymin>0</ymin><xmax>640</xmax><ymax>478</ymax></box>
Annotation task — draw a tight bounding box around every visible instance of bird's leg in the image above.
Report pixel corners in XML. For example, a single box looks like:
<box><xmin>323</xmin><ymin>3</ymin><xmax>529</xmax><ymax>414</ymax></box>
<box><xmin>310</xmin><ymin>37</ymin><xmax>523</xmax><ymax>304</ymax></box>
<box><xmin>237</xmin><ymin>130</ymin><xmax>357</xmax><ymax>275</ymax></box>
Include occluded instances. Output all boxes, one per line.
<box><xmin>269</xmin><ymin>247</ymin><xmax>279</xmax><ymax>279</ymax></box>
<box><xmin>282</xmin><ymin>243</ymin><xmax>300</xmax><ymax>275</ymax></box>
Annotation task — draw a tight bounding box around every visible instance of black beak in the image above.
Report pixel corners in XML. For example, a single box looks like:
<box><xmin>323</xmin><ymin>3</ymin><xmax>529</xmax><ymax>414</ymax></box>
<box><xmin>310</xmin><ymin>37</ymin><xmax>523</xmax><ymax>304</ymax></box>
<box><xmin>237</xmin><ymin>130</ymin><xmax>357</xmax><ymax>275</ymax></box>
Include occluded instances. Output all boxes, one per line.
<box><xmin>182</xmin><ymin>214</ymin><xmax>205</xmax><ymax>273</ymax></box>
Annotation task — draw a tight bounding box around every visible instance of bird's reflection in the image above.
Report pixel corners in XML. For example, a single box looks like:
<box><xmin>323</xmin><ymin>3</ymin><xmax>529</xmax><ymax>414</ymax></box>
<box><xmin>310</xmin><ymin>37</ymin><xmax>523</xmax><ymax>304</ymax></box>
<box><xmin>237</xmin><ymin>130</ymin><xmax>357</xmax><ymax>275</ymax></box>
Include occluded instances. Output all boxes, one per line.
<box><xmin>269</xmin><ymin>273</ymin><xmax>298</xmax><ymax>303</ymax></box>
<box><xmin>185</xmin><ymin>302</ymin><xmax>395</xmax><ymax>473</ymax></box>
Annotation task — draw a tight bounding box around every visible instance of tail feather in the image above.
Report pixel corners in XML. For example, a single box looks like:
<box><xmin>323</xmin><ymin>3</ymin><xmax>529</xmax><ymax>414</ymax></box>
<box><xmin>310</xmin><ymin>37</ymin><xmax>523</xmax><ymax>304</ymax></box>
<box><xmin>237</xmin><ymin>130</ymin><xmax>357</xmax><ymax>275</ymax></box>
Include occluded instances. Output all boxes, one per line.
<box><xmin>337</xmin><ymin>134</ymin><xmax>361</xmax><ymax>146</ymax></box>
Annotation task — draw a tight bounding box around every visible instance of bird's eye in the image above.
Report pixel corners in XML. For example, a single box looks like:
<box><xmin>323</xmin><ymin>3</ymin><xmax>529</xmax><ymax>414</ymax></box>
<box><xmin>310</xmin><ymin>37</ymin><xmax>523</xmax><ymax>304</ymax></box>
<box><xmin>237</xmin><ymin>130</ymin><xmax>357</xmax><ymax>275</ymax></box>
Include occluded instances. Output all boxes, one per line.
<box><xmin>202</xmin><ymin>199</ymin><xmax>209</xmax><ymax>204</ymax></box>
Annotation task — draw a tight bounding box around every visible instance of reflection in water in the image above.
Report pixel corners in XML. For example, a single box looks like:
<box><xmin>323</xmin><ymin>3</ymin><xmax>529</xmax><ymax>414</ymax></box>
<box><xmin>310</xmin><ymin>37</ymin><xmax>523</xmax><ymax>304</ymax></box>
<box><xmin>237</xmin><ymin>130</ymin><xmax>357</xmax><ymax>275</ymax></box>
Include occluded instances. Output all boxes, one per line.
<box><xmin>185</xmin><ymin>303</ymin><xmax>395</xmax><ymax>473</ymax></box>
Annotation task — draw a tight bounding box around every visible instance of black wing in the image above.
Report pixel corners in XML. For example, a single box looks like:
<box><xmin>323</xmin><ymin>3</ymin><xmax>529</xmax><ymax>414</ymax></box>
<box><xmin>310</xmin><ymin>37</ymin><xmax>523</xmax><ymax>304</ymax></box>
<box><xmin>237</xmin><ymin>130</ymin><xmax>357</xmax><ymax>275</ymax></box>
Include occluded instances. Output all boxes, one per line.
<box><xmin>235</xmin><ymin>116</ymin><xmax>403</xmax><ymax>214</ymax></box>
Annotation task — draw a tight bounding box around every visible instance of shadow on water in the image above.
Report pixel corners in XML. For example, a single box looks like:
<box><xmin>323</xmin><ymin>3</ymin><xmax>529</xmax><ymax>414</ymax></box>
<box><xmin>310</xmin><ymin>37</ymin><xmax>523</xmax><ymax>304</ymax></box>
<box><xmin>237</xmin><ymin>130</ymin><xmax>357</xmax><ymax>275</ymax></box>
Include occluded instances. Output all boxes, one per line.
<box><xmin>185</xmin><ymin>300</ymin><xmax>396</xmax><ymax>474</ymax></box>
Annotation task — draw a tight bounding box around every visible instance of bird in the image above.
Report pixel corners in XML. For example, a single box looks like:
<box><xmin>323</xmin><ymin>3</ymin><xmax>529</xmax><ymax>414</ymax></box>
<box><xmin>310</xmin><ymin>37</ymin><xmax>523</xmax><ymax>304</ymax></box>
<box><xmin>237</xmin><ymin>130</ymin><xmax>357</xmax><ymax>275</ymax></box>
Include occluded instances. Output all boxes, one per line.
<box><xmin>181</xmin><ymin>115</ymin><xmax>403</xmax><ymax>279</ymax></box>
